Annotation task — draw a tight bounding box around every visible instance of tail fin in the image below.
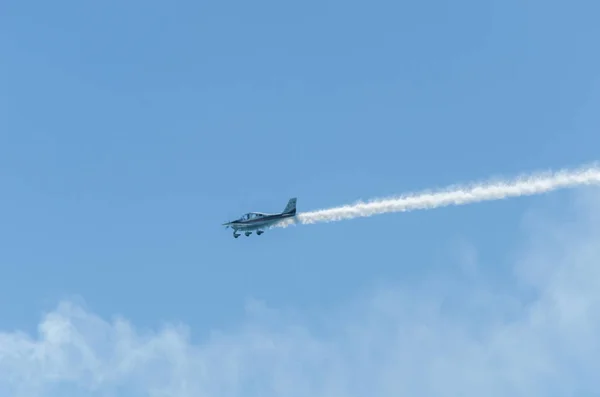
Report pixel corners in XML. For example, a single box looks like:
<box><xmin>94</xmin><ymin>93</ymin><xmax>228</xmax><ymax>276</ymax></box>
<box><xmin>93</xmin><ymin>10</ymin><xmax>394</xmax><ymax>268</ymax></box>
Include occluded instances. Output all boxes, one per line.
<box><xmin>282</xmin><ymin>197</ymin><xmax>297</xmax><ymax>215</ymax></box>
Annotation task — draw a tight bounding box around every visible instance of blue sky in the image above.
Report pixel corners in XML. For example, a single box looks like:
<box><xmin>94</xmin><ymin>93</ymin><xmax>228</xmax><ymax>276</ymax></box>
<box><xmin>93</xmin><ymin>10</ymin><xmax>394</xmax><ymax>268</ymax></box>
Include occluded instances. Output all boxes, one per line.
<box><xmin>1</xmin><ymin>0</ymin><xmax>600</xmax><ymax>395</ymax></box>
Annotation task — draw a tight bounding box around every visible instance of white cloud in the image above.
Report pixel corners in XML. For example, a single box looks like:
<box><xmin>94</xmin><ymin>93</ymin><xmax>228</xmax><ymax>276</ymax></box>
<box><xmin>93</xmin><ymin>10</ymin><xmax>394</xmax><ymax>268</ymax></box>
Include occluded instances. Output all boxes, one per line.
<box><xmin>2</xmin><ymin>190</ymin><xmax>600</xmax><ymax>397</ymax></box>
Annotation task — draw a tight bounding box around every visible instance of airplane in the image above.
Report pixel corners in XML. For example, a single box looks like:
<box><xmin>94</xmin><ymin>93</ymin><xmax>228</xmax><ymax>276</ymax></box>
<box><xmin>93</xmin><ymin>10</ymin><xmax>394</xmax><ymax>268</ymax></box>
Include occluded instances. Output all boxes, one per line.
<box><xmin>222</xmin><ymin>197</ymin><xmax>297</xmax><ymax>238</ymax></box>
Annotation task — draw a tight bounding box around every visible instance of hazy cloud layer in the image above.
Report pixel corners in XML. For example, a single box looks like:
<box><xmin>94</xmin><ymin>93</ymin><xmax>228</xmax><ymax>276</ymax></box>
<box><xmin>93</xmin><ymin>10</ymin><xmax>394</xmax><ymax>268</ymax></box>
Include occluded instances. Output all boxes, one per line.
<box><xmin>2</xmin><ymin>191</ymin><xmax>600</xmax><ymax>397</ymax></box>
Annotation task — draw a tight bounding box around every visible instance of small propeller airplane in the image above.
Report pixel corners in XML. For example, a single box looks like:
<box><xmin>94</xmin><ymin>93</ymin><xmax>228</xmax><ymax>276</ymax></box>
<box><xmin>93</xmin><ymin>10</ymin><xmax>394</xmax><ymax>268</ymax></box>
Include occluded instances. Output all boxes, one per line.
<box><xmin>222</xmin><ymin>198</ymin><xmax>297</xmax><ymax>238</ymax></box>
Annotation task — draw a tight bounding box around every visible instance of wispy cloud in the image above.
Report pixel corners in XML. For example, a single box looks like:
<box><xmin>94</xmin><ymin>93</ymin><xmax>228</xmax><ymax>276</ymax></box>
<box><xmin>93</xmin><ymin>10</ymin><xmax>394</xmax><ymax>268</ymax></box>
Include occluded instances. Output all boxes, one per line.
<box><xmin>2</xmin><ymin>191</ymin><xmax>600</xmax><ymax>397</ymax></box>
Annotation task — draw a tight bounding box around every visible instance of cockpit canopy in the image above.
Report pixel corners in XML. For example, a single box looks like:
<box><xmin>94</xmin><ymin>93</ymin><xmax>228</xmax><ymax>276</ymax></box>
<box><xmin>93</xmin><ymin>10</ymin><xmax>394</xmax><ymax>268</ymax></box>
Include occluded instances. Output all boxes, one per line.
<box><xmin>239</xmin><ymin>212</ymin><xmax>267</xmax><ymax>221</ymax></box>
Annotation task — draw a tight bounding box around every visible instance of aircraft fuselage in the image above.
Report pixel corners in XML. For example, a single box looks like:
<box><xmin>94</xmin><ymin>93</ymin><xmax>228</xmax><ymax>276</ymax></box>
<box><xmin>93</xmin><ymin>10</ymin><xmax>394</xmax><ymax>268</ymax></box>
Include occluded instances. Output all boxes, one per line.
<box><xmin>225</xmin><ymin>212</ymin><xmax>295</xmax><ymax>231</ymax></box>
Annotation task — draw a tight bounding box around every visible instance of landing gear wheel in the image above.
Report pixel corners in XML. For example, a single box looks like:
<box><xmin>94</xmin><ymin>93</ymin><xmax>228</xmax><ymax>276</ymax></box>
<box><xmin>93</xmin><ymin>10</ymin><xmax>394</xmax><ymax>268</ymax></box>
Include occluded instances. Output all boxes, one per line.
<box><xmin>257</xmin><ymin>230</ymin><xmax>264</xmax><ymax>235</ymax></box>
<box><xmin>245</xmin><ymin>231</ymin><xmax>252</xmax><ymax>236</ymax></box>
<box><xmin>233</xmin><ymin>232</ymin><xmax>240</xmax><ymax>238</ymax></box>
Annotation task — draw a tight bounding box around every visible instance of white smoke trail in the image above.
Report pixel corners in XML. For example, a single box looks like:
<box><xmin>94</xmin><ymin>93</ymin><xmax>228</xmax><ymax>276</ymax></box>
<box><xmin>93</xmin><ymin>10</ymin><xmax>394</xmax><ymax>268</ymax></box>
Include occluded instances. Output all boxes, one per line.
<box><xmin>274</xmin><ymin>163</ymin><xmax>600</xmax><ymax>228</ymax></box>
